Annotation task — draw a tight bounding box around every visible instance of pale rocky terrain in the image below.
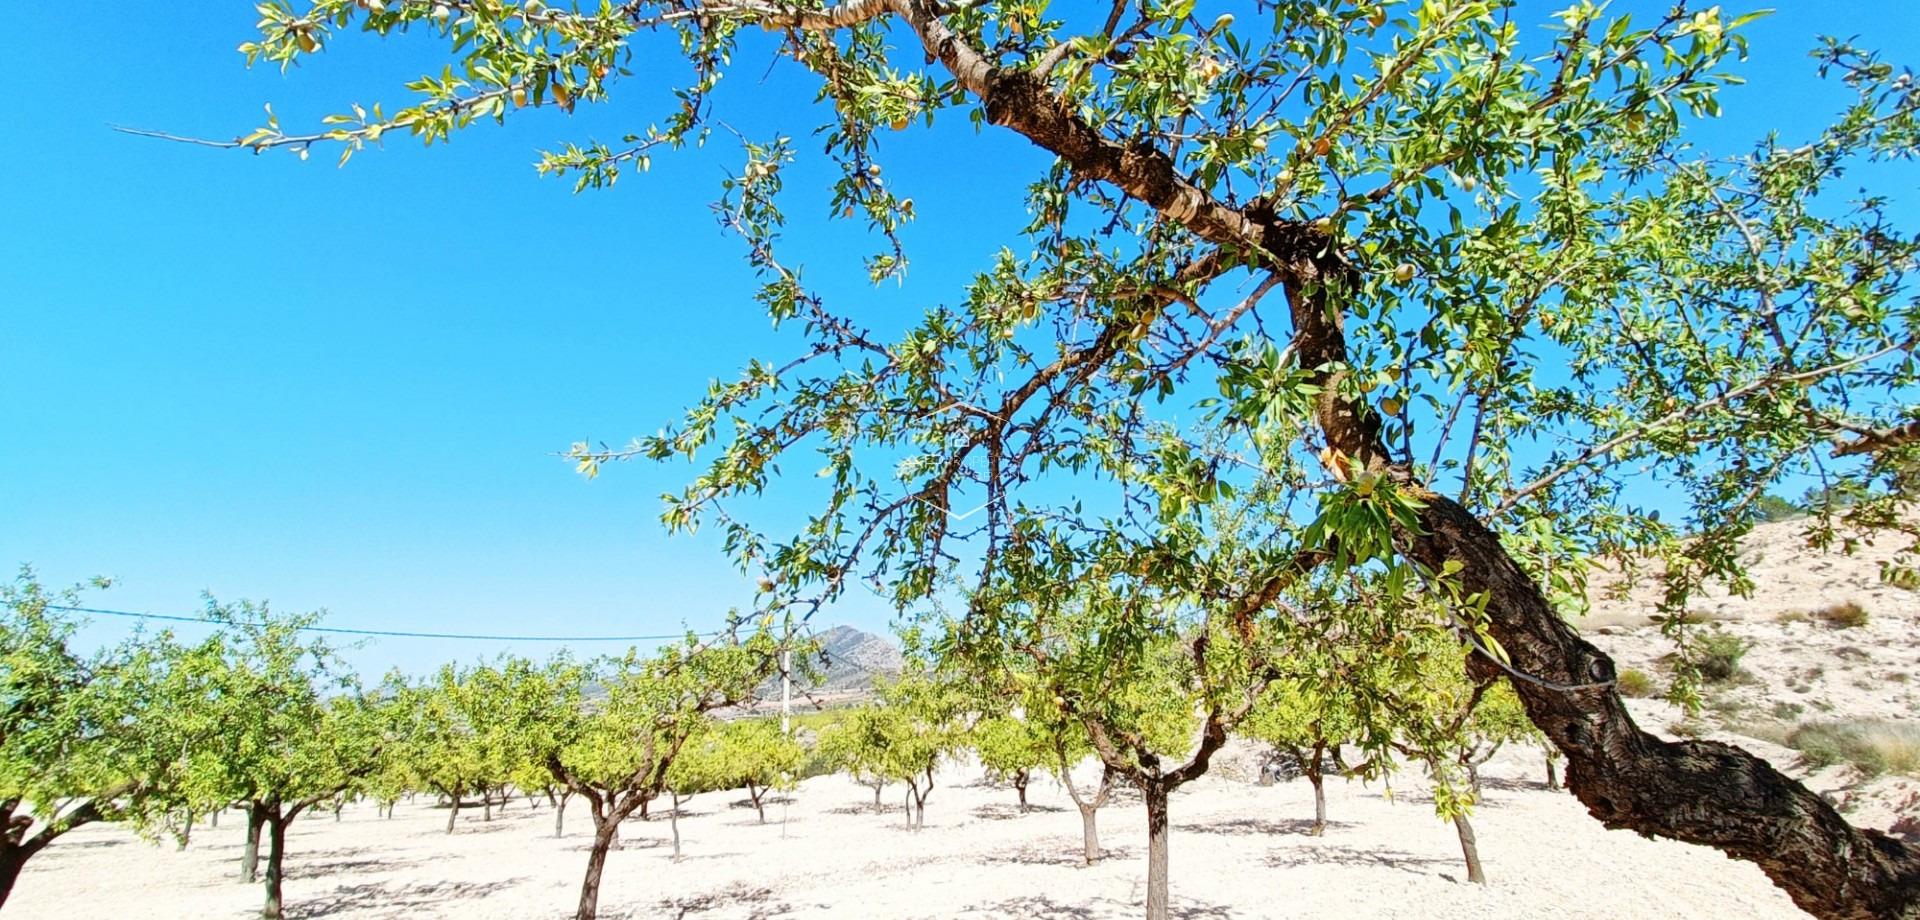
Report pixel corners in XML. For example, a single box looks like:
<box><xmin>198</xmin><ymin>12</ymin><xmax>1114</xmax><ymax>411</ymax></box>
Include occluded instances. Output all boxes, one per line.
<box><xmin>1581</xmin><ymin>515</ymin><xmax>1920</xmax><ymax>836</ymax></box>
<box><xmin>14</xmin><ymin>516</ymin><xmax>1918</xmax><ymax>919</ymax></box>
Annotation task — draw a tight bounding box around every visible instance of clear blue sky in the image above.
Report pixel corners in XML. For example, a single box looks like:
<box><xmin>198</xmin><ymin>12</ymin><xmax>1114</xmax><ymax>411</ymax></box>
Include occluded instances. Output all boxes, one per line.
<box><xmin>3</xmin><ymin>3</ymin><xmax>1916</xmax><ymax>676</ymax></box>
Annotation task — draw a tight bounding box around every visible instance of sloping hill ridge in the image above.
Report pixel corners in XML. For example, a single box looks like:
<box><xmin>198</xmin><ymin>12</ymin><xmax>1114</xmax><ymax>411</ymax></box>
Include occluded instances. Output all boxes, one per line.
<box><xmin>805</xmin><ymin>624</ymin><xmax>903</xmax><ymax>692</ymax></box>
<box><xmin>749</xmin><ymin>625</ymin><xmax>903</xmax><ymax>702</ymax></box>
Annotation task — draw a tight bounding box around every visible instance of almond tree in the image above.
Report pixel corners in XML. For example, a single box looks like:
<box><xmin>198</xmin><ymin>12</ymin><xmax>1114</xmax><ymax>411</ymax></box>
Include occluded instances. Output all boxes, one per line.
<box><xmin>0</xmin><ymin>570</ymin><xmax>142</xmax><ymax>909</ymax></box>
<box><xmin>972</xmin><ymin>714</ymin><xmax>1050</xmax><ymax>813</ymax></box>
<box><xmin>1397</xmin><ymin>654</ymin><xmax>1543</xmax><ymax>885</ymax></box>
<box><xmin>818</xmin><ymin>665</ymin><xmax>967</xmax><ymax>831</ymax></box>
<box><xmin>187</xmin><ymin>3</ymin><xmax>1920</xmax><ymax>915</ymax></box>
<box><xmin>678</xmin><ymin>717</ymin><xmax>803</xmax><ymax>825</ymax></box>
<box><xmin>545</xmin><ymin>633</ymin><xmax>778</xmax><ymax>920</ymax></box>
<box><xmin>1242</xmin><ymin>671</ymin><xmax>1363</xmax><ymax>838</ymax></box>
<box><xmin>140</xmin><ymin>600</ymin><xmax>385</xmax><ymax>920</ymax></box>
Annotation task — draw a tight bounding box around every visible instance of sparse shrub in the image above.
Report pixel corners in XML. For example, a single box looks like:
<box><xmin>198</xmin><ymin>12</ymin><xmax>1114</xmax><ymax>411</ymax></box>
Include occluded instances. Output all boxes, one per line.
<box><xmin>1788</xmin><ymin>721</ymin><xmax>1920</xmax><ymax>776</ymax></box>
<box><xmin>1772</xmin><ymin>702</ymin><xmax>1805</xmax><ymax>721</ymax></box>
<box><xmin>1616</xmin><ymin>669</ymin><xmax>1656</xmax><ymax>698</ymax></box>
<box><xmin>1815</xmin><ymin>601</ymin><xmax>1869</xmax><ymax>629</ymax></box>
<box><xmin>1776</xmin><ymin>610</ymin><xmax>1810</xmax><ymax>625</ymax></box>
<box><xmin>1696</xmin><ymin>632</ymin><xmax>1751</xmax><ymax>683</ymax></box>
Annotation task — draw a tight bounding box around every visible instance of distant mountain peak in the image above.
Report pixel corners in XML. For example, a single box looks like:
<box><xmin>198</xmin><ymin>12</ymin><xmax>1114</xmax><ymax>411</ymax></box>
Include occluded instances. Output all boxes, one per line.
<box><xmin>808</xmin><ymin>625</ymin><xmax>902</xmax><ymax>691</ymax></box>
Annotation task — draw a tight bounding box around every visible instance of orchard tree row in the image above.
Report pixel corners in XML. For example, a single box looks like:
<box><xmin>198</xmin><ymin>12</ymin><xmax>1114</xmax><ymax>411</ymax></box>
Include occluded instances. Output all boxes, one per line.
<box><xmin>8</xmin><ymin>562</ymin><xmax>1554</xmax><ymax>920</ymax></box>
<box><xmin>0</xmin><ymin>570</ymin><xmax>791</xmax><ymax>920</ymax></box>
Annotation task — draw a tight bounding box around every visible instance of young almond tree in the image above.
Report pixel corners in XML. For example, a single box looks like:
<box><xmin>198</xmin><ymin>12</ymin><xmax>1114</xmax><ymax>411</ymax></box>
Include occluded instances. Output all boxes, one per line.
<box><xmin>951</xmin><ymin>580</ymin><xmax>1276</xmax><ymax>920</ymax></box>
<box><xmin>690</xmin><ymin>717</ymin><xmax>803</xmax><ymax>825</ymax></box>
<box><xmin>141</xmin><ymin>600</ymin><xmax>384</xmax><ymax>920</ymax></box>
<box><xmin>816</xmin><ymin>703</ymin><xmax>894</xmax><ymax>815</ymax></box>
<box><xmin>972</xmin><ymin>714</ymin><xmax>1052</xmax><ymax>814</ymax></box>
<box><xmin>185</xmin><ymin>3</ymin><xmax>1920</xmax><ymax>915</ymax></box>
<box><xmin>1398</xmin><ymin>658</ymin><xmax>1544</xmax><ymax>885</ymax></box>
<box><xmin>1243</xmin><ymin>672</ymin><xmax>1363</xmax><ymax>838</ymax></box>
<box><xmin>823</xmin><ymin>661</ymin><xmax>969</xmax><ymax>831</ymax></box>
<box><xmin>396</xmin><ymin>667</ymin><xmax>489</xmax><ymax>834</ymax></box>
<box><xmin>0</xmin><ymin>570</ymin><xmax>144</xmax><ymax>909</ymax></box>
<box><xmin>545</xmin><ymin>632</ymin><xmax>778</xmax><ymax>920</ymax></box>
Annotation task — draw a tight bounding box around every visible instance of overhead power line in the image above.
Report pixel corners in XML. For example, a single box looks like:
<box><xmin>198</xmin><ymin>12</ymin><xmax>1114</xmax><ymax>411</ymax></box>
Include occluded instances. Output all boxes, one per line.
<box><xmin>47</xmin><ymin>605</ymin><xmax>718</xmax><ymax>643</ymax></box>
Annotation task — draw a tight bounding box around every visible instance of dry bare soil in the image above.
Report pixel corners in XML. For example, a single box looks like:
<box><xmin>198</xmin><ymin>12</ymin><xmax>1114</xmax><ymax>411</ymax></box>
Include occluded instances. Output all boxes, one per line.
<box><xmin>15</xmin><ymin>517</ymin><xmax>1918</xmax><ymax>919</ymax></box>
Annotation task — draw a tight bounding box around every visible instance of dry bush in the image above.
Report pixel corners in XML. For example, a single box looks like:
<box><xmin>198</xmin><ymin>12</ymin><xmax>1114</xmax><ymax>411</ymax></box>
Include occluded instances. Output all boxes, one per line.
<box><xmin>1787</xmin><ymin>721</ymin><xmax>1920</xmax><ymax>777</ymax></box>
<box><xmin>1616</xmin><ymin>669</ymin><xmax>1656</xmax><ymax>698</ymax></box>
<box><xmin>1696</xmin><ymin>631</ymin><xmax>1751</xmax><ymax>683</ymax></box>
<box><xmin>1815</xmin><ymin>601</ymin><xmax>1870</xmax><ymax>629</ymax></box>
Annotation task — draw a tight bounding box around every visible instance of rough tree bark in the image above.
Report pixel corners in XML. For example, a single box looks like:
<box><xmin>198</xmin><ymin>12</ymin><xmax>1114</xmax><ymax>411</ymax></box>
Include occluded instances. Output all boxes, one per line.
<box><xmin>1453</xmin><ymin>814</ymin><xmax>1486</xmax><ymax>884</ymax></box>
<box><xmin>1142</xmin><ymin>781</ymin><xmax>1171</xmax><ymax>920</ymax></box>
<box><xmin>442</xmin><ymin>785</ymin><xmax>462</xmax><ymax>835</ymax></box>
<box><xmin>576</xmin><ymin>818</ymin><xmax>620</xmax><ymax>920</ymax></box>
<box><xmin>876</xmin><ymin>3</ymin><xmax>1920</xmax><ymax>912</ymax></box>
<box><xmin>260</xmin><ymin>808</ymin><xmax>291</xmax><ymax>920</ymax></box>
<box><xmin>1056</xmin><ymin>744</ymin><xmax>1116</xmax><ymax>867</ymax></box>
<box><xmin>240</xmin><ymin>804</ymin><xmax>265</xmax><ymax>884</ymax></box>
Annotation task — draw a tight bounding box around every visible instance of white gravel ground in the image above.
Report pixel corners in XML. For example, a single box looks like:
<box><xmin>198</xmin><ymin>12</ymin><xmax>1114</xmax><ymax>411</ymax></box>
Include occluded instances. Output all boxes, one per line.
<box><xmin>10</xmin><ymin>748</ymin><xmax>1806</xmax><ymax>920</ymax></box>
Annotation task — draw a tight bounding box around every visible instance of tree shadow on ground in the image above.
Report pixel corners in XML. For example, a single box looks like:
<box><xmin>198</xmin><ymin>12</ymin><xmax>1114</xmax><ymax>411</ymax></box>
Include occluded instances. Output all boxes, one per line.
<box><xmin>1182</xmin><ymin>816</ymin><xmax>1349</xmax><ymax>837</ymax></box>
<box><xmin>654</xmin><ymin>881</ymin><xmax>791</xmax><ymax>919</ymax></box>
<box><xmin>566</xmin><ymin>837</ymin><xmax>667</xmax><ymax>853</ymax></box>
<box><xmin>976</xmin><ymin>843</ymin><xmax>1136</xmax><ymax>867</ymax></box>
<box><xmin>281</xmin><ymin>878</ymin><xmax>525</xmax><ymax>918</ymax></box>
<box><xmin>961</xmin><ymin>894</ymin><xmax>1233</xmax><ymax>919</ymax></box>
<box><xmin>824</xmin><ymin>804</ymin><xmax>902</xmax><ymax>816</ymax></box>
<box><xmin>972</xmin><ymin>802</ymin><xmax>1068</xmax><ymax>820</ymax></box>
<box><xmin>59</xmin><ymin>836</ymin><xmax>128</xmax><ymax>850</ymax></box>
<box><xmin>1266</xmin><ymin>843</ymin><xmax>1453</xmax><ymax>874</ymax></box>
<box><xmin>291</xmin><ymin>855</ymin><xmax>424</xmax><ymax>878</ymax></box>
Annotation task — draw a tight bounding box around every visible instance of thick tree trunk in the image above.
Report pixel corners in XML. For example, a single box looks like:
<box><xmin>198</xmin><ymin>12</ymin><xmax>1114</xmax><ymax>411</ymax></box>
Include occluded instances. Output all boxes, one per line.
<box><xmin>445</xmin><ymin>790</ymin><xmax>461</xmax><ymax>835</ymax></box>
<box><xmin>240</xmin><ymin>804</ymin><xmax>266</xmax><ymax>884</ymax></box>
<box><xmin>879</xmin><ymin>11</ymin><xmax>1920</xmax><ymax>912</ymax></box>
<box><xmin>1406</xmin><ymin>494</ymin><xmax>1920</xmax><ymax>917</ymax></box>
<box><xmin>1014</xmin><ymin>769</ymin><xmax>1029</xmax><ymax>813</ymax></box>
<box><xmin>575</xmin><ymin>821</ymin><xmax>617</xmax><ymax>920</ymax></box>
<box><xmin>1453</xmin><ymin>814</ymin><xmax>1486</xmax><ymax>884</ymax></box>
<box><xmin>1143</xmin><ymin>782</ymin><xmax>1171</xmax><ymax>920</ymax></box>
<box><xmin>0</xmin><ymin>846</ymin><xmax>26</xmax><ymax>911</ymax></box>
<box><xmin>177</xmin><ymin>810</ymin><xmax>194</xmax><ymax>850</ymax></box>
<box><xmin>871</xmin><ymin>783</ymin><xmax>883</xmax><ymax>815</ymax></box>
<box><xmin>555</xmin><ymin>794</ymin><xmax>570</xmax><ymax>839</ymax></box>
<box><xmin>261</xmin><ymin>812</ymin><xmax>290</xmax><ymax>920</ymax></box>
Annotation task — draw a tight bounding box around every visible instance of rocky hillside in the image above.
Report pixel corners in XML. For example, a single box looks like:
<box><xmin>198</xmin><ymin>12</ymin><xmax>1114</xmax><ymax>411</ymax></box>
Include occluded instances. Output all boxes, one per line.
<box><xmin>807</xmin><ymin>624</ymin><xmax>904</xmax><ymax>691</ymax></box>
<box><xmin>1576</xmin><ymin>515</ymin><xmax>1920</xmax><ymax>840</ymax></box>
<box><xmin>749</xmin><ymin>624</ymin><xmax>902</xmax><ymax>705</ymax></box>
